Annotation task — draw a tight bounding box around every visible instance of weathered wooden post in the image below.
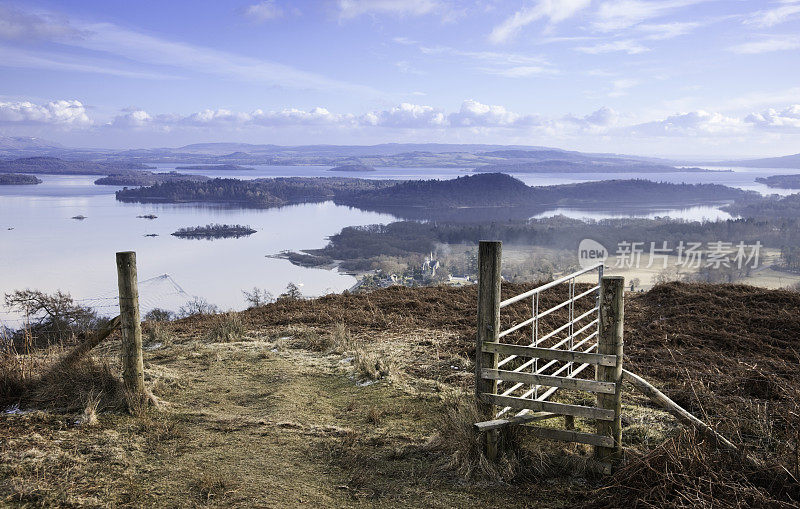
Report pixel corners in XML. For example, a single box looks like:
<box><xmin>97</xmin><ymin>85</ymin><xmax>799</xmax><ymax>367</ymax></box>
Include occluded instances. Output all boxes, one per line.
<box><xmin>116</xmin><ymin>251</ymin><xmax>145</xmax><ymax>404</ymax></box>
<box><xmin>476</xmin><ymin>241</ymin><xmax>502</xmax><ymax>460</ymax></box>
<box><xmin>595</xmin><ymin>275</ymin><xmax>624</xmax><ymax>463</ymax></box>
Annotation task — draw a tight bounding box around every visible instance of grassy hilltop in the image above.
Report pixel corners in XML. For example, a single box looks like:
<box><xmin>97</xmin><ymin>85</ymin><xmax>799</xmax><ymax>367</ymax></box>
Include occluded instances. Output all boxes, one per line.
<box><xmin>2</xmin><ymin>282</ymin><xmax>799</xmax><ymax>507</ymax></box>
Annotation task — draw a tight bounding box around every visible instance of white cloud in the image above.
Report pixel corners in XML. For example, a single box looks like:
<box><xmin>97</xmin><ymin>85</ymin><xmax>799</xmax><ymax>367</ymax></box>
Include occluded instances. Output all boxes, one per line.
<box><xmin>746</xmin><ymin>104</ymin><xmax>800</xmax><ymax>129</ymax></box>
<box><xmin>729</xmin><ymin>35</ymin><xmax>800</xmax><ymax>54</ymax></box>
<box><xmin>593</xmin><ymin>0</ymin><xmax>708</xmax><ymax>31</ymax></box>
<box><xmin>401</xmin><ymin>41</ymin><xmax>555</xmax><ymax>76</ymax></box>
<box><xmin>0</xmin><ymin>5</ymin><xmax>378</xmax><ymax>95</ymax></box>
<box><xmin>0</xmin><ymin>100</ymin><xmax>91</xmax><ymax>126</ymax></box>
<box><xmin>362</xmin><ymin>103</ymin><xmax>446</xmax><ymax>128</ymax></box>
<box><xmin>636</xmin><ymin>21</ymin><xmax>701</xmax><ymax>40</ymax></box>
<box><xmin>608</xmin><ymin>79</ymin><xmax>640</xmax><ymax>97</ymax></box>
<box><xmin>418</xmin><ymin>45</ymin><xmax>548</xmax><ymax>66</ymax></box>
<box><xmin>69</xmin><ymin>22</ymin><xmax>379</xmax><ymax>95</ymax></box>
<box><xmin>576</xmin><ymin>39</ymin><xmax>650</xmax><ymax>54</ymax></box>
<box><xmin>0</xmin><ymin>46</ymin><xmax>177</xmax><ymax>80</ymax></box>
<box><xmin>252</xmin><ymin>107</ymin><xmax>353</xmax><ymax>126</ymax></box>
<box><xmin>629</xmin><ymin>110</ymin><xmax>745</xmax><ymax>136</ymax></box>
<box><xmin>337</xmin><ymin>0</ymin><xmax>445</xmax><ymax>19</ymax></box>
<box><xmin>582</xmin><ymin>106</ymin><xmax>619</xmax><ymax>126</ymax></box>
<box><xmin>482</xmin><ymin>65</ymin><xmax>555</xmax><ymax>77</ymax></box>
<box><xmin>0</xmin><ymin>5</ymin><xmax>85</xmax><ymax>41</ymax></box>
<box><xmin>489</xmin><ymin>0</ymin><xmax>591</xmax><ymax>44</ymax></box>
<box><xmin>745</xmin><ymin>1</ymin><xmax>800</xmax><ymax>28</ymax></box>
<box><xmin>245</xmin><ymin>1</ymin><xmax>283</xmax><ymax>22</ymax></box>
<box><xmin>448</xmin><ymin>99</ymin><xmax>534</xmax><ymax>127</ymax></box>
<box><xmin>111</xmin><ymin>109</ymin><xmax>154</xmax><ymax>128</ymax></box>
<box><xmin>395</xmin><ymin>60</ymin><xmax>425</xmax><ymax>75</ymax></box>
<box><xmin>48</xmin><ymin>100</ymin><xmax>800</xmax><ymax>151</ymax></box>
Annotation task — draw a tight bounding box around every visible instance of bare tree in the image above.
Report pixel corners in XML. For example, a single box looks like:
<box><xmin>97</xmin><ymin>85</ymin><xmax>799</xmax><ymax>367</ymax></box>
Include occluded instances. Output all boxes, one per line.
<box><xmin>4</xmin><ymin>289</ymin><xmax>99</xmax><ymax>345</ymax></box>
<box><xmin>242</xmin><ymin>287</ymin><xmax>274</xmax><ymax>308</ymax></box>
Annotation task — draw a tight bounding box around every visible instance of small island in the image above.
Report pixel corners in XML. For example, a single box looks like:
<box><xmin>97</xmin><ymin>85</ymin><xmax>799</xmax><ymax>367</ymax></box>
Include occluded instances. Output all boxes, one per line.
<box><xmin>95</xmin><ymin>171</ymin><xmax>209</xmax><ymax>186</ymax></box>
<box><xmin>171</xmin><ymin>223</ymin><xmax>256</xmax><ymax>239</ymax></box>
<box><xmin>328</xmin><ymin>164</ymin><xmax>376</xmax><ymax>172</ymax></box>
<box><xmin>0</xmin><ymin>173</ymin><xmax>42</xmax><ymax>185</ymax></box>
<box><xmin>756</xmin><ymin>174</ymin><xmax>800</xmax><ymax>189</ymax></box>
<box><xmin>71</xmin><ymin>215</ymin><xmax>87</xmax><ymax>220</ymax></box>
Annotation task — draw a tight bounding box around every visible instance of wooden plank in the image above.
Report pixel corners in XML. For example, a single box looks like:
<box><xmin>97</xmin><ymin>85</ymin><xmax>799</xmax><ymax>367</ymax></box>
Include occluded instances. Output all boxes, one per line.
<box><xmin>47</xmin><ymin>315</ymin><xmax>120</xmax><ymax>374</ymax></box>
<box><xmin>482</xmin><ymin>342</ymin><xmax>616</xmax><ymax>367</ymax></box>
<box><xmin>474</xmin><ymin>411</ymin><xmax>559</xmax><ymax>432</ymax></box>
<box><xmin>481</xmin><ymin>393</ymin><xmax>615</xmax><ymax>421</ymax></box>
<box><xmin>622</xmin><ymin>369</ymin><xmax>739</xmax><ymax>453</ymax></box>
<box><xmin>482</xmin><ymin>368</ymin><xmax>617</xmax><ymax>394</ymax></box>
<box><xmin>525</xmin><ymin>426</ymin><xmax>615</xmax><ymax>448</ymax></box>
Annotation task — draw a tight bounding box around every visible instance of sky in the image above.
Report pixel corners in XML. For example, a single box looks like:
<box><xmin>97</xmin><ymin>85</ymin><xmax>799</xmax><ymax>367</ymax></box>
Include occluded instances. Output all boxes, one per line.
<box><xmin>0</xmin><ymin>0</ymin><xmax>799</xmax><ymax>158</ymax></box>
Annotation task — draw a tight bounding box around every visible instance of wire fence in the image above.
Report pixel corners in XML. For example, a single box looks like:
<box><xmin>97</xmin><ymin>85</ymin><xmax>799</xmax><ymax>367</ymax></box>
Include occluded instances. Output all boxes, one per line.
<box><xmin>0</xmin><ymin>274</ymin><xmax>195</xmax><ymax>332</ymax></box>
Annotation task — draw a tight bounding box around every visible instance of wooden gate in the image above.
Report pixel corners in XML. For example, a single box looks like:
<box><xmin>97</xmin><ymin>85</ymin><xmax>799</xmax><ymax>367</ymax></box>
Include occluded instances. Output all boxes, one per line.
<box><xmin>474</xmin><ymin>241</ymin><xmax>624</xmax><ymax>468</ymax></box>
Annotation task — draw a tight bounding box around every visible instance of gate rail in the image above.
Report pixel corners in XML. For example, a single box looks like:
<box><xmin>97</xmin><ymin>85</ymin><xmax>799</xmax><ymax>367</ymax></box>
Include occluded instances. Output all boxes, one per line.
<box><xmin>474</xmin><ymin>241</ymin><xmax>624</xmax><ymax>467</ymax></box>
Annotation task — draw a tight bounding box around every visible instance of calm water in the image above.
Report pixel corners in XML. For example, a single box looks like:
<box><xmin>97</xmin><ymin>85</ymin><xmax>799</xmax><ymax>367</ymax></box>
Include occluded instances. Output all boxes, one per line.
<box><xmin>0</xmin><ymin>174</ymin><xmax>396</xmax><ymax>327</ymax></box>
<box><xmin>1</xmin><ymin>164</ymin><xmax>798</xmax><ymax>326</ymax></box>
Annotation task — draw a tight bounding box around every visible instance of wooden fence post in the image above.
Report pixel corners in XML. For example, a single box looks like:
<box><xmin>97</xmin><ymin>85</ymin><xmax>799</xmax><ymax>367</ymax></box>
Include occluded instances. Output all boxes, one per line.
<box><xmin>116</xmin><ymin>251</ymin><xmax>145</xmax><ymax>403</ymax></box>
<box><xmin>476</xmin><ymin>241</ymin><xmax>502</xmax><ymax>460</ymax></box>
<box><xmin>595</xmin><ymin>275</ymin><xmax>624</xmax><ymax>463</ymax></box>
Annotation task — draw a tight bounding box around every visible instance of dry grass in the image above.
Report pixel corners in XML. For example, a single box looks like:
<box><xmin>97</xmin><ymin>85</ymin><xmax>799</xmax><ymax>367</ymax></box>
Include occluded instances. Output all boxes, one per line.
<box><xmin>1</xmin><ymin>346</ymin><xmax>125</xmax><ymax>413</ymax></box>
<box><xmin>585</xmin><ymin>429</ymin><xmax>800</xmax><ymax>508</ymax></box>
<box><xmin>425</xmin><ymin>393</ymin><xmax>607</xmax><ymax>484</ymax></box>
<box><xmin>3</xmin><ymin>281</ymin><xmax>800</xmax><ymax>507</ymax></box>
<box><xmin>205</xmin><ymin>312</ymin><xmax>245</xmax><ymax>343</ymax></box>
<box><xmin>143</xmin><ymin>321</ymin><xmax>173</xmax><ymax>349</ymax></box>
<box><xmin>190</xmin><ymin>470</ymin><xmax>236</xmax><ymax>503</ymax></box>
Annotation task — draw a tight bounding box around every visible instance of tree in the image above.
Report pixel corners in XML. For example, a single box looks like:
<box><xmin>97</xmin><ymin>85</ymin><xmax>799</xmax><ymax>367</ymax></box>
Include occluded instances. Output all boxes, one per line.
<box><xmin>280</xmin><ymin>282</ymin><xmax>302</xmax><ymax>300</ymax></box>
<box><xmin>242</xmin><ymin>287</ymin><xmax>274</xmax><ymax>308</ymax></box>
<box><xmin>4</xmin><ymin>289</ymin><xmax>99</xmax><ymax>345</ymax></box>
<box><xmin>178</xmin><ymin>296</ymin><xmax>219</xmax><ymax>317</ymax></box>
<box><xmin>630</xmin><ymin>278</ymin><xmax>641</xmax><ymax>291</ymax></box>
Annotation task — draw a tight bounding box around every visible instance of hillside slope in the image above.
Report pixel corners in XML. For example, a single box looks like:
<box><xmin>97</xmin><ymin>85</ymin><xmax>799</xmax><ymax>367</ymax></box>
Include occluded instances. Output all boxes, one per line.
<box><xmin>2</xmin><ymin>282</ymin><xmax>799</xmax><ymax>507</ymax></box>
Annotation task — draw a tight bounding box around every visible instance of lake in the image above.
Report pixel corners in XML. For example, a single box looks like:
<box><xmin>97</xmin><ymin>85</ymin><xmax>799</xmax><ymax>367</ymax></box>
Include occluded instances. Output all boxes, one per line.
<box><xmin>0</xmin><ymin>174</ymin><xmax>397</xmax><ymax>328</ymax></box>
<box><xmin>1</xmin><ymin>164</ymin><xmax>798</xmax><ymax>326</ymax></box>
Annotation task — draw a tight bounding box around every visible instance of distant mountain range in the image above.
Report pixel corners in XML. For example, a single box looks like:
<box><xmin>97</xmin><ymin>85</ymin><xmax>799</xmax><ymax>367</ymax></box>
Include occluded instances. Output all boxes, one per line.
<box><xmin>2</xmin><ymin>137</ymin><xmax>799</xmax><ymax>171</ymax></box>
<box><xmin>708</xmin><ymin>153</ymin><xmax>800</xmax><ymax>169</ymax></box>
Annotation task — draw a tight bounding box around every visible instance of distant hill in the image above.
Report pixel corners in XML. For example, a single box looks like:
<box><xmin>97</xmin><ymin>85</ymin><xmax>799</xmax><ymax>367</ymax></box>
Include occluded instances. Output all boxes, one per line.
<box><xmin>0</xmin><ymin>136</ymin><xmax>62</xmax><ymax>150</ymax></box>
<box><xmin>337</xmin><ymin>173</ymin><xmax>534</xmax><ymax>208</ymax></box>
<box><xmin>711</xmin><ymin>153</ymin><xmax>800</xmax><ymax>169</ymax></box>
<box><xmin>0</xmin><ymin>157</ymin><xmax>151</xmax><ymax>175</ymax></box>
<box><xmin>474</xmin><ymin>160</ymin><xmax>707</xmax><ymax>173</ymax></box>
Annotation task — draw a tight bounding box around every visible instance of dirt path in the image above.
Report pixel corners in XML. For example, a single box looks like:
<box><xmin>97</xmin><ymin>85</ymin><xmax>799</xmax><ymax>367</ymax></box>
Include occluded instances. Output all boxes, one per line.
<box><xmin>2</xmin><ymin>330</ymin><xmax>547</xmax><ymax>507</ymax></box>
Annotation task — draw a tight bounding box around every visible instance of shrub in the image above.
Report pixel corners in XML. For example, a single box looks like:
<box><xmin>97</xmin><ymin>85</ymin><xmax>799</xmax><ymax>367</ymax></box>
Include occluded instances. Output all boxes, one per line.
<box><xmin>206</xmin><ymin>313</ymin><xmax>245</xmax><ymax>343</ymax></box>
<box><xmin>144</xmin><ymin>308</ymin><xmax>174</xmax><ymax>322</ymax></box>
<box><xmin>179</xmin><ymin>297</ymin><xmax>219</xmax><ymax>317</ymax></box>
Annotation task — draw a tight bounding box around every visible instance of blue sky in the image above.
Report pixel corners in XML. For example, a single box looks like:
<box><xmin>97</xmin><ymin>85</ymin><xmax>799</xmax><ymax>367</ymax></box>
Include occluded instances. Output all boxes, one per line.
<box><xmin>0</xmin><ymin>0</ymin><xmax>799</xmax><ymax>157</ymax></box>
